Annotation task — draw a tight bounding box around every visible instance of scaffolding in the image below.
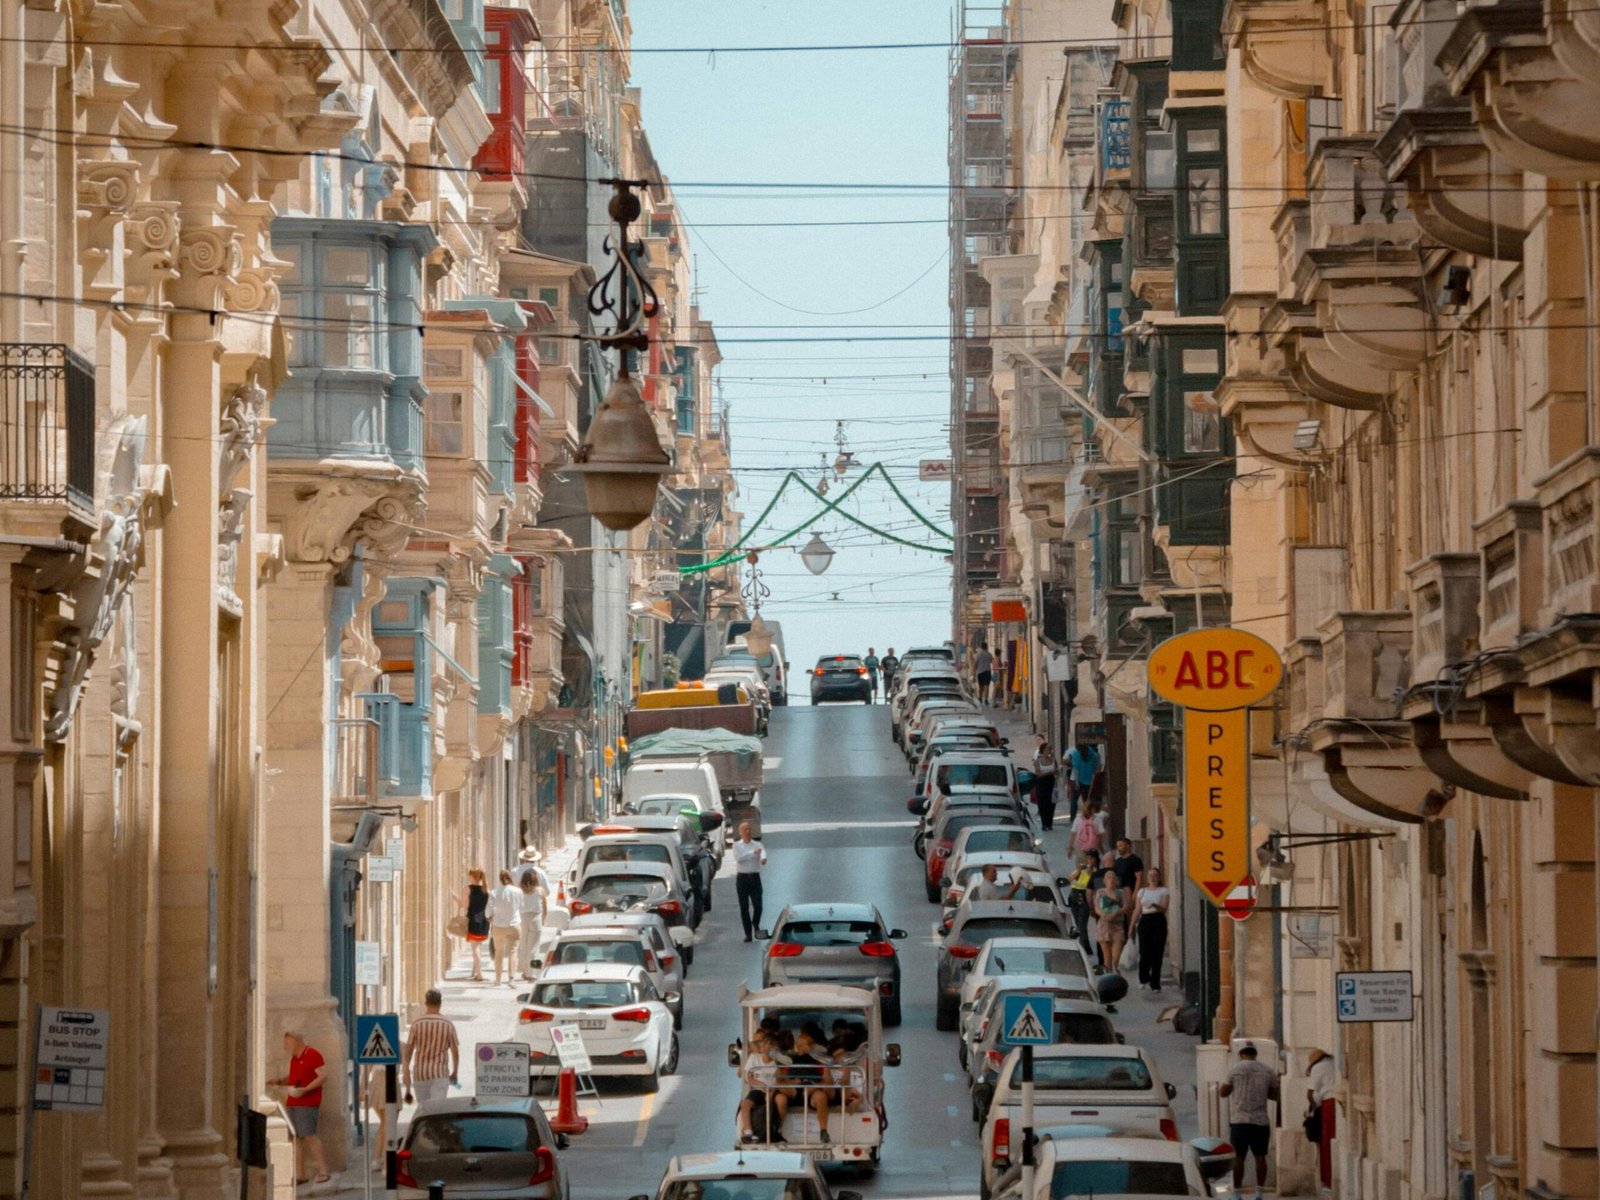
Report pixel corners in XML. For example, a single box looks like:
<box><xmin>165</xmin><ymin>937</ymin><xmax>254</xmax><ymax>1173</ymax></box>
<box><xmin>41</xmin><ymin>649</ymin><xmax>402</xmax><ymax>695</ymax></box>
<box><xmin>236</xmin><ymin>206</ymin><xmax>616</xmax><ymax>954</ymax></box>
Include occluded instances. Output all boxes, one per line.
<box><xmin>949</xmin><ymin>2</ymin><xmax>1017</xmax><ymax>632</ymax></box>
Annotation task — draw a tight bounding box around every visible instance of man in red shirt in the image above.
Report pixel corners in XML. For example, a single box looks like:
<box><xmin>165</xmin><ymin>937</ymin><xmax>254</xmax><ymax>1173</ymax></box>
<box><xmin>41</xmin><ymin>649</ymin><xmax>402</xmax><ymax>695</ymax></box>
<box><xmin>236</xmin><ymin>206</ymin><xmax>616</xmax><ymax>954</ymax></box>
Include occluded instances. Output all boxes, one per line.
<box><xmin>270</xmin><ymin>1031</ymin><xmax>330</xmax><ymax>1185</ymax></box>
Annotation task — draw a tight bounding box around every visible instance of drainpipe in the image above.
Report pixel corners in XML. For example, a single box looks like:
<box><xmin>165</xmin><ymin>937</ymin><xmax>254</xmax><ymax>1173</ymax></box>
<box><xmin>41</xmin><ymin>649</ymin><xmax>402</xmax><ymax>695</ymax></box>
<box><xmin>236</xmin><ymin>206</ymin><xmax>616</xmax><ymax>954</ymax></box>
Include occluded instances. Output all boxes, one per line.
<box><xmin>1</xmin><ymin>0</ymin><xmax>25</xmax><ymax>341</ymax></box>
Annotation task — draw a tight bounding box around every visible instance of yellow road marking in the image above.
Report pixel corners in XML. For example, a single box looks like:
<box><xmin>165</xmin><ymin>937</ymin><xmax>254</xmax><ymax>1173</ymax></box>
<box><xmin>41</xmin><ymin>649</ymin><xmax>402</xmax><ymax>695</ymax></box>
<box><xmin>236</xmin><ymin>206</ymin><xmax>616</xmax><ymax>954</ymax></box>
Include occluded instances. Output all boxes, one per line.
<box><xmin>633</xmin><ymin>1090</ymin><xmax>656</xmax><ymax>1147</ymax></box>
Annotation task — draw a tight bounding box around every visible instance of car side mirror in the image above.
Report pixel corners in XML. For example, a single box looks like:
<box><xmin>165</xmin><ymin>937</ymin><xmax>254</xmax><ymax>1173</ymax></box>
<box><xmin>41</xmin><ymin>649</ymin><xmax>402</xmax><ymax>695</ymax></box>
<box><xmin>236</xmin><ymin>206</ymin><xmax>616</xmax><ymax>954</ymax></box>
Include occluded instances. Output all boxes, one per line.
<box><xmin>1096</xmin><ymin>973</ymin><xmax>1129</xmax><ymax>1006</ymax></box>
<box><xmin>1115</xmin><ymin>1033</ymin><xmax>1126</xmax><ymax>1044</ymax></box>
<box><xmin>701</xmin><ymin>811</ymin><xmax>725</xmax><ymax>831</ymax></box>
<box><xmin>1056</xmin><ymin>877</ymin><xmax>1071</xmax><ymax>888</ymax></box>
<box><xmin>889</xmin><ymin>928</ymin><xmax>908</xmax><ymax>940</ymax></box>
<box><xmin>838</xmin><ymin>1192</ymin><xmax>863</xmax><ymax>1200</ymax></box>
<box><xmin>556</xmin><ymin>1133</ymin><xmax>572</xmax><ymax>1150</ymax></box>
<box><xmin>516</xmin><ymin>993</ymin><xmax>531</xmax><ymax>1004</ymax></box>
<box><xmin>885</xmin><ymin>1044</ymin><xmax>901</xmax><ymax>1067</ymax></box>
<box><xmin>1165</xmin><ymin>1082</ymin><xmax>1177</xmax><ymax>1100</ymax></box>
<box><xmin>728</xmin><ymin>1042</ymin><xmax>741</xmax><ymax>1068</ymax></box>
<box><xmin>663</xmin><ymin>992</ymin><xmax>682</xmax><ymax>1006</ymax></box>
<box><xmin>1000</xmin><ymin>738</ymin><xmax>1010</xmax><ymax>747</ymax></box>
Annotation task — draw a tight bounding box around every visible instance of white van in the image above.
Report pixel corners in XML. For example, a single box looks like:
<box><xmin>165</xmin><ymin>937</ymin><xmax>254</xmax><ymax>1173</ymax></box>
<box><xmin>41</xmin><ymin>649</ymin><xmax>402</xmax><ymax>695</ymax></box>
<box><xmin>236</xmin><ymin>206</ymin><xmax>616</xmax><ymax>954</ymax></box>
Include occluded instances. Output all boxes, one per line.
<box><xmin>621</xmin><ymin>759</ymin><xmax>722</xmax><ymax>826</ymax></box>
<box><xmin>725</xmin><ymin>620</ymin><xmax>789</xmax><ymax>706</ymax></box>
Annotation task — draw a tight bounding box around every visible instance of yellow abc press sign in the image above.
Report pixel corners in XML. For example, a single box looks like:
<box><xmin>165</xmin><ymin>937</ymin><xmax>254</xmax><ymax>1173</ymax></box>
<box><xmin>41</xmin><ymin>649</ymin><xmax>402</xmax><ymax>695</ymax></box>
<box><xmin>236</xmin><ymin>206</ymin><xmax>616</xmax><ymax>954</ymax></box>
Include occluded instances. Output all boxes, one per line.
<box><xmin>1147</xmin><ymin>630</ymin><xmax>1283</xmax><ymax>907</ymax></box>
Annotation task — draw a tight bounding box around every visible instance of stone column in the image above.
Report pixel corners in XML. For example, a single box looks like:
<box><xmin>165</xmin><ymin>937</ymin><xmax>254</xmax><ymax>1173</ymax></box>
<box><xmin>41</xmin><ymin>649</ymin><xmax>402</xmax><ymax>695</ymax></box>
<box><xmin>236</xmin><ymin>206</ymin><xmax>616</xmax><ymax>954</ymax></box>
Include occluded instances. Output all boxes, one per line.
<box><xmin>262</xmin><ymin>561</ymin><xmax>347</xmax><ymax>1170</ymax></box>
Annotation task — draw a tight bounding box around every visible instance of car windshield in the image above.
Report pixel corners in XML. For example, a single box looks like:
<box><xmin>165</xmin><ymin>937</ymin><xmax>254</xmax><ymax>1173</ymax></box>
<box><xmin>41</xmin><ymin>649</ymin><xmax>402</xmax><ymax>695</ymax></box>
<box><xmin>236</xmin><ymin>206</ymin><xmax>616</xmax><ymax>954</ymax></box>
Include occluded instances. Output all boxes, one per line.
<box><xmin>407</xmin><ymin>1113</ymin><xmax>537</xmax><ymax>1155</ymax></box>
<box><xmin>938</xmin><ymin>763</ymin><xmax>1010</xmax><ymax>787</ymax></box>
<box><xmin>942</xmin><ymin>815</ymin><xmax>1021</xmax><ymax>839</ymax></box>
<box><xmin>1034</xmin><ymin>1056</ymin><xmax>1156</xmax><ymax>1090</ymax></box>
<box><xmin>662</xmin><ymin>1180</ymin><xmax>822</xmax><ymax>1200</ymax></box>
<box><xmin>1053</xmin><ymin>1012</ymin><xmax>1117</xmax><ymax>1043</ymax></box>
<box><xmin>586</xmin><ymin>844</ymin><xmax>671</xmax><ymax>866</ymax></box>
<box><xmin>955</xmin><ymin>918</ymin><xmax>1062</xmax><ymax>946</ymax></box>
<box><xmin>987</xmin><ymin>946</ymin><xmax>1086</xmax><ymax>977</ymax></box>
<box><xmin>637</xmin><ymin>797</ymin><xmax>698</xmax><ymax>814</ymax></box>
<box><xmin>779</xmin><ymin>919</ymin><xmax>881</xmax><ymax>947</ymax></box>
<box><xmin>966</xmin><ymin>830</ymin><xmax>1037</xmax><ymax>855</ymax></box>
<box><xmin>548</xmin><ymin>939</ymin><xmax>646</xmax><ymax>968</ymax></box>
<box><xmin>1050</xmin><ymin>1160</ymin><xmax>1190</xmax><ymax>1197</ymax></box>
<box><xmin>581</xmin><ymin>876</ymin><xmax>668</xmax><ymax>903</ymax></box>
<box><xmin>530</xmin><ymin>980</ymin><xmax>638</xmax><ymax>1009</ymax></box>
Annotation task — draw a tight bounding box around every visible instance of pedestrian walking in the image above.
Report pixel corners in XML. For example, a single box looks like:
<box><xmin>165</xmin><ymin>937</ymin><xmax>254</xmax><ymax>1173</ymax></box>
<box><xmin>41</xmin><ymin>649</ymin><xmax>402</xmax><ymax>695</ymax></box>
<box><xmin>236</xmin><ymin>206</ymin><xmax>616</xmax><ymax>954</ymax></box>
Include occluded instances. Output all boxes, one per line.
<box><xmin>973</xmin><ymin>642</ymin><xmax>995</xmax><ymax>705</ymax></box>
<box><xmin>488</xmin><ymin>868</ymin><xmax>522</xmax><ymax>986</ymax></box>
<box><xmin>733</xmin><ymin>821</ymin><xmax>768</xmax><ymax>942</ymax></box>
<box><xmin>1306</xmin><ymin>1047</ymin><xmax>1339</xmax><ymax>1189</ymax></box>
<box><xmin>460</xmin><ymin>867</ymin><xmax>490</xmax><ymax>981</ymax></box>
<box><xmin>863</xmin><ymin>648</ymin><xmax>880</xmax><ymax>703</ymax></box>
<box><xmin>1066</xmin><ymin>852</ymin><xmax>1100</xmax><ymax>957</ymax></box>
<box><xmin>880</xmin><ymin>648</ymin><xmax>899</xmax><ymax>698</ymax></box>
<box><xmin>1031</xmin><ymin>735</ymin><xmax>1058</xmax><ymax>831</ymax></box>
<box><xmin>517</xmin><ymin>855</ymin><xmax>546</xmax><ymax>980</ymax></box>
<box><xmin>1131</xmin><ymin>866</ymin><xmax>1171</xmax><ymax>991</ymax></box>
<box><xmin>269</xmin><ymin>1030</ymin><xmax>330</xmax><ymax>1186</ymax></box>
<box><xmin>1219</xmin><ymin>1042</ymin><xmax>1280</xmax><ymax>1200</ymax></box>
<box><xmin>402</xmin><ymin>988</ymin><xmax>460</xmax><ymax>1105</ymax></box>
<box><xmin>1070</xmin><ymin>798</ymin><xmax>1107</xmax><ymax>859</ymax></box>
<box><xmin>1065</xmin><ymin>741</ymin><xmax>1100</xmax><ymax>820</ymax></box>
<box><xmin>1094</xmin><ymin>868</ymin><xmax>1129</xmax><ymax>975</ymax></box>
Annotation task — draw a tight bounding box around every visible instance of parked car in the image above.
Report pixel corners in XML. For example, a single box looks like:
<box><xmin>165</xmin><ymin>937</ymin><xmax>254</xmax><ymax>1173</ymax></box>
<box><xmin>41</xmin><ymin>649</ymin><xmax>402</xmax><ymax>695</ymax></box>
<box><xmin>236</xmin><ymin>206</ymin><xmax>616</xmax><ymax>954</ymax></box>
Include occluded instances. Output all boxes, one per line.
<box><xmin>810</xmin><ymin>654</ymin><xmax>874</xmax><ymax>704</ymax></box>
<box><xmin>946</xmin><ymin>826</ymin><xmax>1047</xmax><ymax>869</ymax></box>
<box><xmin>966</xmin><ymin>993</ymin><xmax>1119</xmax><ymax>1115</ymax></box>
<box><xmin>760</xmin><ymin>902</ymin><xmax>909</xmax><ymax>1025</ymax></box>
<box><xmin>514</xmin><ymin>963</ymin><xmax>679</xmax><ymax>1092</ymax></box>
<box><xmin>567</xmin><ymin>910</ymin><xmax>686</xmax><ymax>978</ymax></box>
<box><xmin>988</xmin><ymin>1128</ymin><xmax>1234</xmax><ymax>1200</ymax></box>
<box><xmin>728</xmin><ymin>983</ymin><xmax>900</xmax><ymax>1167</ymax></box>
<box><xmin>903</xmin><ymin>698</ymin><xmax>982</xmax><ymax>757</ymax></box>
<box><xmin>958</xmin><ymin>936</ymin><xmax>1097</xmax><ymax>1028</ymax></box>
<box><xmin>922</xmin><ymin>809</ymin><xmax>1034</xmax><ymax>901</ymax></box>
<box><xmin>587</xmin><ymin>811</ymin><xmax>719</xmax><ymax>908</ymax></box>
<box><xmin>724</xmin><ymin>618</ymin><xmax>789</xmax><ymax>705</ymax></box>
<box><xmin>940</xmin><ymin>859</ymin><xmax>1066</xmax><ymax>928</ymax></box>
<box><xmin>633</xmin><ymin>1150</ymin><xmax>861</xmax><ymax>1200</ymax></box>
<box><xmin>960</xmin><ymin>972</ymin><xmax>1103</xmax><ymax>1071</ymax></box>
<box><xmin>935</xmin><ymin>900</ymin><xmax>1074</xmax><ymax>1030</ymax></box>
<box><xmin>541</xmin><ymin>925</ymin><xmax>685</xmax><ymax>1028</ymax></box>
<box><xmin>978</xmin><ymin>1045</ymin><xmax>1179</xmax><ymax>1196</ymax></box>
<box><xmin>569</xmin><ymin>831</ymin><xmax>701</xmax><ymax>928</ymax></box>
<box><xmin>570</xmin><ymin>863</ymin><xmax>695</xmax><ymax>962</ymax></box>
<box><xmin>396</xmin><ymin>1095</ymin><xmax>570</xmax><ymax>1200</ymax></box>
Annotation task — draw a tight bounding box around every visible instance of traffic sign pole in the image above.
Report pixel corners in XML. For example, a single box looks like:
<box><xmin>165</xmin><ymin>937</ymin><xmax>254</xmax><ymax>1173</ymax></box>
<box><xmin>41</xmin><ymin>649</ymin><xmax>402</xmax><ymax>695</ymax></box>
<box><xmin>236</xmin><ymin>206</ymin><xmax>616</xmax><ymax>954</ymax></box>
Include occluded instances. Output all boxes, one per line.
<box><xmin>1019</xmin><ymin>1043</ymin><xmax>1035</xmax><ymax>1200</ymax></box>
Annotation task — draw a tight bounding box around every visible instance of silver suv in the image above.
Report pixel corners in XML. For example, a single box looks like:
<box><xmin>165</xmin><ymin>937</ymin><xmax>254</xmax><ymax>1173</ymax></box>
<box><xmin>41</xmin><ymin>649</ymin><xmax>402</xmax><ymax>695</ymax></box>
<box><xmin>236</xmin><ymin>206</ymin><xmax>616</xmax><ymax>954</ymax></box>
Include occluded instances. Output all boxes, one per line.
<box><xmin>759</xmin><ymin>902</ymin><xmax>908</xmax><ymax>1025</ymax></box>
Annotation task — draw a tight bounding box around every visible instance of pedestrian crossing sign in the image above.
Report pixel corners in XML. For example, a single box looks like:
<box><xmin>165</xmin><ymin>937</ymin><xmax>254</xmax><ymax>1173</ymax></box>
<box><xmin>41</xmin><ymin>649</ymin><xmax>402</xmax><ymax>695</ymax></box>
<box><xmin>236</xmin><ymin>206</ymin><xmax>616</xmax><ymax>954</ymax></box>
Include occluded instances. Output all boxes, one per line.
<box><xmin>1000</xmin><ymin>994</ymin><xmax>1053</xmax><ymax>1046</ymax></box>
<box><xmin>355</xmin><ymin>1013</ymin><xmax>401</xmax><ymax>1064</ymax></box>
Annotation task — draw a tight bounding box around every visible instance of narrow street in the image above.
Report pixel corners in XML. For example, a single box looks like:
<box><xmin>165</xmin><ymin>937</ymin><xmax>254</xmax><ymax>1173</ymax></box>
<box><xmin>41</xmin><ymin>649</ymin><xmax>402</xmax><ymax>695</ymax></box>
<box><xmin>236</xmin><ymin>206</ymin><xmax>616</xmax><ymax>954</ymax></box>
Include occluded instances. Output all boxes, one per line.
<box><xmin>339</xmin><ymin>703</ymin><xmax>1202</xmax><ymax>1200</ymax></box>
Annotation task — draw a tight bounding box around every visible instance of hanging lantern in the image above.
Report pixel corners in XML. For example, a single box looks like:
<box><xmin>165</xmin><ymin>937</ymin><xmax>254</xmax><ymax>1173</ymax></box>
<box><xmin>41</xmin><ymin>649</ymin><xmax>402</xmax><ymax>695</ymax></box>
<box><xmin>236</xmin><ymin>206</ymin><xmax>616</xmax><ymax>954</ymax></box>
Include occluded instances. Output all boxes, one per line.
<box><xmin>566</xmin><ymin>365</ymin><xmax>672</xmax><ymax>531</ymax></box>
<box><xmin>800</xmin><ymin>532</ymin><xmax>836</xmax><ymax>576</ymax></box>
<box><xmin>744</xmin><ymin>615</ymin><xmax>775</xmax><ymax>658</ymax></box>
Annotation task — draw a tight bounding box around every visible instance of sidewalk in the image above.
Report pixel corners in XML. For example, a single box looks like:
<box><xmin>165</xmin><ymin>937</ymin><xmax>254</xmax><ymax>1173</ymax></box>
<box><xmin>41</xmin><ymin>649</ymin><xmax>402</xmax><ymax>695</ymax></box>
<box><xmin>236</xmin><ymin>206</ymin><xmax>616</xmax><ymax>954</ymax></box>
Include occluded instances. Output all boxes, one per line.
<box><xmin>319</xmin><ymin>833</ymin><xmax>591</xmax><ymax>1199</ymax></box>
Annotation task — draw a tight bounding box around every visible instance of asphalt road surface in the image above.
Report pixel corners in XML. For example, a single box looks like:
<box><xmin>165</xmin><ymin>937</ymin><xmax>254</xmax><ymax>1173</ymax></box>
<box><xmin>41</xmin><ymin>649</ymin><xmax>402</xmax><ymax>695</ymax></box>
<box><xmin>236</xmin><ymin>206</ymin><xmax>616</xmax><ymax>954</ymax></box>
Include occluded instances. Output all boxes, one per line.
<box><xmin>564</xmin><ymin>701</ymin><xmax>980</xmax><ymax>1200</ymax></box>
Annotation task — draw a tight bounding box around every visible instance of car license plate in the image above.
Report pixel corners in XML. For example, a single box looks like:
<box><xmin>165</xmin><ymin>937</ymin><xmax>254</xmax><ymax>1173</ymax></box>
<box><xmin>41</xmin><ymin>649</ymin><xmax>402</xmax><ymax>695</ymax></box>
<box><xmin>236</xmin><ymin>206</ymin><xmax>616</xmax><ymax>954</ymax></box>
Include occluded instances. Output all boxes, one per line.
<box><xmin>579</xmin><ymin>1018</ymin><xmax>606</xmax><ymax>1030</ymax></box>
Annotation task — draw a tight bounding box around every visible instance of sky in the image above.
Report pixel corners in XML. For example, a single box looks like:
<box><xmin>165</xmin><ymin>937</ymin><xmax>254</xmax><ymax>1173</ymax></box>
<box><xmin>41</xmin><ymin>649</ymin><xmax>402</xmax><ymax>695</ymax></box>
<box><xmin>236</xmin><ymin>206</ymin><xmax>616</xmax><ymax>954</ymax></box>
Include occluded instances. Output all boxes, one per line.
<box><xmin>627</xmin><ymin>1</ymin><xmax>958</xmax><ymax>684</ymax></box>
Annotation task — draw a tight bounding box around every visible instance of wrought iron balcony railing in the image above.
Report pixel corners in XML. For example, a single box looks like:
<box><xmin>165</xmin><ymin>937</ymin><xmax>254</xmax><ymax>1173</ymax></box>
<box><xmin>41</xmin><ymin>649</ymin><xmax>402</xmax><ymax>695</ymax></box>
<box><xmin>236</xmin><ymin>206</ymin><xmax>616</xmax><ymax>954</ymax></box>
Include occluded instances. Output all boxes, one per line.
<box><xmin>0</xmin><ymin>343</ymin><xmax>95</xmax><ymax>509</ymax></box>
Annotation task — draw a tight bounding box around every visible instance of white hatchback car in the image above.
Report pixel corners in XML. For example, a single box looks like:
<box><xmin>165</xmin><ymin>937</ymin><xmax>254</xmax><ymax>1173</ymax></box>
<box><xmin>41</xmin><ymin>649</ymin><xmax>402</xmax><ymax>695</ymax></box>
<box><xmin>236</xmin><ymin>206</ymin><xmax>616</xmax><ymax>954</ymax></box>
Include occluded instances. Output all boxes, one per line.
<box><xmin>515</xmin><ymin>963</ymin><xmax>679</xmax><ymax>1092</ymax></box>
<box><xmin>542</xmin><ymin>925</ymin><xmax>685</xmax><ymax>1028</ymax></box>
<box><xmin>633</xmin><ymin>1150</ymin><xmax>861</xmax><ymax>1200</ymax></box>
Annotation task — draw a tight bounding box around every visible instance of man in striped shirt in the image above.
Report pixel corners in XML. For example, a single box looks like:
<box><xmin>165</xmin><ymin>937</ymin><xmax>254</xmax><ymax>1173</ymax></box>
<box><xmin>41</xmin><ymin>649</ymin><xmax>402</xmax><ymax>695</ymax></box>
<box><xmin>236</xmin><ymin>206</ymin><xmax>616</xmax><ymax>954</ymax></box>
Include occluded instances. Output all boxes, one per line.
<box><xmin>402</xmin><ymin>989</ymin><xmax>459</xmax><ymax>1104</ymax></box>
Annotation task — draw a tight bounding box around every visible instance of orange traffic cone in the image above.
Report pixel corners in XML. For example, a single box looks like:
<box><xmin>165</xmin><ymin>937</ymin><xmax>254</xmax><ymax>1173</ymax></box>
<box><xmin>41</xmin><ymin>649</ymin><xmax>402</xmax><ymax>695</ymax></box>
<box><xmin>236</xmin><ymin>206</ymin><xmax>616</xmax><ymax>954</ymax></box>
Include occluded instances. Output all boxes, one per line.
<box><xmin>550</xmin><ymin>1068</ymin><xmax>588</xmax><ymax>1134</ymax></box>
<box><xmin>554</xmin><ymin>878</ymin><xmax>568</xmax><ymax>909</ymax></box>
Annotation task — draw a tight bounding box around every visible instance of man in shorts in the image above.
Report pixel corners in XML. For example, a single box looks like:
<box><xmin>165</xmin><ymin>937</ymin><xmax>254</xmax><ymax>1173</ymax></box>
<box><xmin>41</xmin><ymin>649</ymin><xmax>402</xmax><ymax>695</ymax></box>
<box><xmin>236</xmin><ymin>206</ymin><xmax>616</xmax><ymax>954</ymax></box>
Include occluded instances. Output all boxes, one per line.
<box><xmin>270</xmin><ymin>1030</ymin><xmax>331</xmax><ymax>1185</ymax></box>
<box><xmin>1218</xmin><ymin>1042</ymin><xmax>1279</xmax><ymax>1200</ymax></box>
<box><xmin>973</xmin><ymin>642</ymin><xmax>995</xmax><ymax>704</ymax></box>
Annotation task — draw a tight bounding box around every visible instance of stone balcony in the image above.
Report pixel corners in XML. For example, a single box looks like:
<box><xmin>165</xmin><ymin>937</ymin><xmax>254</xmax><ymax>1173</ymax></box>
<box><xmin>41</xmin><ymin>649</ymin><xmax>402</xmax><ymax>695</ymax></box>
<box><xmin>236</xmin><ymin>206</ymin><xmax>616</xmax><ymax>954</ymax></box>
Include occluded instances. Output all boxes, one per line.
<box><xmin>1438</xmin><ymin>0</ymin><xmax>1600</xmax><ymax>181</ymax></box>
<box><xmin>1223</xmin><ymin>0</ymin><xmax>1334</xmax><ymax>97</ymax></box>
<box><xmin>1306</xmin><ymin>610</ymin><xmax>1437</xmax><ymax>821</ymax></box>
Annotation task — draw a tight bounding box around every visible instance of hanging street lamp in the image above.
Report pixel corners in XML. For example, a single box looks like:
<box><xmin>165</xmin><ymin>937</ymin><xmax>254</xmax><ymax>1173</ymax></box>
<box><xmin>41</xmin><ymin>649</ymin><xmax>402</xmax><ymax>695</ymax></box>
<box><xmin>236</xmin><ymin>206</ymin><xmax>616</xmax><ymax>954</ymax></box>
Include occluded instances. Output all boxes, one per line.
<box><xmin>800</xmin><ymin>532</ymin><xmax>835</xmax><ymax>575</ymax></box>
<box><xmin>568</xmin><ymin>179</ymin><xmax>672</xmax><ymax>531</ymax></box>
<box><xmin>740</xmin><ymin>551</ymin><xmax>775</xmax><ymax>657</ymax></box>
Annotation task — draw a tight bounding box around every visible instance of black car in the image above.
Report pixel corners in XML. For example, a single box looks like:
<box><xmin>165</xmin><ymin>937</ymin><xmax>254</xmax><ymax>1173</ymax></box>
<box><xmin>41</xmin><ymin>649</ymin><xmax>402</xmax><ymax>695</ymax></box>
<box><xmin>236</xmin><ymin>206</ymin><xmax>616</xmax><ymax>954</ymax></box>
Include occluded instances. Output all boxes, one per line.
<box><xmin>810</xmin><ymin>654</ymin><xmax>874</xmax><ymax>703</ymax></box>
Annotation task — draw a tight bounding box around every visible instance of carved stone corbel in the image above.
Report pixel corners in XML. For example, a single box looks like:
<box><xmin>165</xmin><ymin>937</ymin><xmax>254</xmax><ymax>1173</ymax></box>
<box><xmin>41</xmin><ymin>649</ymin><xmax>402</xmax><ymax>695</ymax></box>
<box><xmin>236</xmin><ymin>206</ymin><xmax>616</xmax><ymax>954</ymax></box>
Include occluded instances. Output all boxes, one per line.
<box><xmin>217</xmin><ymin>489</ymin><xmax>253</xmax><ymax>614</ymax></box>
<box><xmin>218</xmin><ymin>381</ymin><xmax>267</xmax><ymax>496</ymax></box>
<box><xmin>339</xmin><ymin>562</ymin><xmax>390</xmax><ymax>697</ymax></box>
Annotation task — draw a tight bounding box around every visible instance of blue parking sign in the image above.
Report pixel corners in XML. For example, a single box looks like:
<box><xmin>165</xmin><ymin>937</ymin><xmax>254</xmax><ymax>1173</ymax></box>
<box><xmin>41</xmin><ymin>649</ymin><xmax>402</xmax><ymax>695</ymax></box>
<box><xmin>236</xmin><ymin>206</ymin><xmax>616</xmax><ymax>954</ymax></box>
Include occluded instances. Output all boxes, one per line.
<box><xmin>1000</xmin><ymin>994</ymin><xmax>1053</xmax><ymax>1046</ymax></box>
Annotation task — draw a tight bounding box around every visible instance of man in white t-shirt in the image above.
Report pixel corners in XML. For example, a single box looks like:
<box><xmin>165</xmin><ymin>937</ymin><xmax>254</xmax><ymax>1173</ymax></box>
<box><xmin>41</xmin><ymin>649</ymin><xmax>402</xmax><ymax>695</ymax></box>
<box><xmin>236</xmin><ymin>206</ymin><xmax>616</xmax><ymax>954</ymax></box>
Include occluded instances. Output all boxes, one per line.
<box><xmin>732</xmin><ymin>822</ymin><xmax>768</xmax><ymax>942</ymax></box>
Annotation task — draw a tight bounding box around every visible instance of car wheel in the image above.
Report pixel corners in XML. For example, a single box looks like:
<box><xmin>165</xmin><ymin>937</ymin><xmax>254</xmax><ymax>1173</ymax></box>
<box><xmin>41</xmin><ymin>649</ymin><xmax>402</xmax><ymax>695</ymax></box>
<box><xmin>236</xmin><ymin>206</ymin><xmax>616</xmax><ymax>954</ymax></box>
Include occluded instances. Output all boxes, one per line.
<box><xmin>673</xmin><ymin>1004</ymin><xmax>683</xmax><ymax>1031</ymax></box>
<box><xmin>663</xmin><ymin>1034</ymin><xmax>680</xmax><ymax>1076</ymax></box>
<box><xmin>979</xmin><ymin>1172</ymin><xmax>992</xmax><ymax>1200</ymax></box>
<box><xmin>936</xmin><ymin>992</ymin><xmax>959</xmax><ymax>1031</ymax></box>
<box><xmin>958</xmin><ymin>1041</ymin><xmax>968</xmax><ymax>1070</ymax></box>
<box><xmin>683</xmin><ymin>942</ymin><xmax>695</xmax><ymax>967</ymax></box>
<box><xmin>881</xmin><ymin>995</ymin><xmax>902</xmax><ymax>1027</ymax></box>
<box><xmin>925</xmin><ymin>878</ymin><xmax>941</xmax><ymax>903</ymax></box>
